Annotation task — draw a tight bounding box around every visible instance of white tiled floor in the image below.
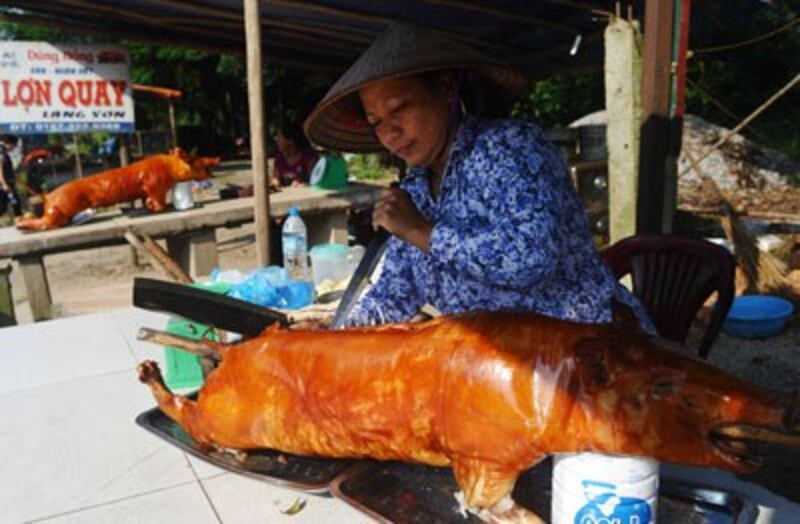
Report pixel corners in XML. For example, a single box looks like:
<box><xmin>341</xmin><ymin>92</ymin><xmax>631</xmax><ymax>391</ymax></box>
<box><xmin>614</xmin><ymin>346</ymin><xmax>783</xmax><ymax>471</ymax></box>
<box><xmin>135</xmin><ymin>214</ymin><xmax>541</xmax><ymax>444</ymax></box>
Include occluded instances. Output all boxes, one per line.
<box><xmin>27</xmin><ymin>483</ymin><xmax>221</xmax><ymax>524</ymax></box>
<box><xmin>1</xmin><ymin>307</ymin><xmax>798</xmax><ymax>524</ymax></box>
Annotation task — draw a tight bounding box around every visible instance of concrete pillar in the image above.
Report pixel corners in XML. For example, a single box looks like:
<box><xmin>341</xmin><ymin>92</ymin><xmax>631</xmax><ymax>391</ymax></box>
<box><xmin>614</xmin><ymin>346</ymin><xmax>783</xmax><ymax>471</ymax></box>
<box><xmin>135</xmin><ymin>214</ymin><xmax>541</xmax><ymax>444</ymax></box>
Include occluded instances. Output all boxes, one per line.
<box><xmin>605</xmin><ymin>16</ymin><xmax>643</xmax><ymax>243</ymax></box>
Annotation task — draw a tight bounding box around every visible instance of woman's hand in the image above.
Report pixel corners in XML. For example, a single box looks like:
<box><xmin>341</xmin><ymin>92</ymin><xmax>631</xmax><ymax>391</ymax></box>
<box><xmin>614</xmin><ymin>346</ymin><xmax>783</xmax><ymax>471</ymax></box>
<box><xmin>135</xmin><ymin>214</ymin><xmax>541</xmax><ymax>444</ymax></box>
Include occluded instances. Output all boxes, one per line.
<box><xmin>373</xmin><ymin>187</ymin><xmax>432</xmax><ymax>252</ymax></box>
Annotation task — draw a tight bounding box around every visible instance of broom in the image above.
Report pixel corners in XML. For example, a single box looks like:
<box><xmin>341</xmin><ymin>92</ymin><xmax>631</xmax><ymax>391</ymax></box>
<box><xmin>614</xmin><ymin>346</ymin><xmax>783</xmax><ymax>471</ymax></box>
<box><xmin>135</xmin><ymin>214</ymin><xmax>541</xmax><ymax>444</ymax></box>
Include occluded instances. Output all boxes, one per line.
<box><xmin>683</xmin><ymin>147</ymin><xmax>786</xmax><ymax>294</ymax></box>
<box><xmin>719</xmin><ymin>201</ymin><xmax>786</xmax><ymax>294</ymax></box>
<box><xmin>679</xmin><ymin>74</ymin><xmax>800</xmax><ymax>293</ymax></box>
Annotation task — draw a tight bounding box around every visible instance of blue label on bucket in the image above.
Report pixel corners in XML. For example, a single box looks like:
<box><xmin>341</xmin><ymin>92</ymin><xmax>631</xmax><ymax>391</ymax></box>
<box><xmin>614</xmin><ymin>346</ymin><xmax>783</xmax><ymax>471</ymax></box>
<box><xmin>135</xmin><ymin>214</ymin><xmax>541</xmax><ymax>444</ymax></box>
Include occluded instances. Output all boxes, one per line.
<box><xmin>574</xmin><ymin>480</ymin><xmax>653</xmax><ymax>524</ymax></box>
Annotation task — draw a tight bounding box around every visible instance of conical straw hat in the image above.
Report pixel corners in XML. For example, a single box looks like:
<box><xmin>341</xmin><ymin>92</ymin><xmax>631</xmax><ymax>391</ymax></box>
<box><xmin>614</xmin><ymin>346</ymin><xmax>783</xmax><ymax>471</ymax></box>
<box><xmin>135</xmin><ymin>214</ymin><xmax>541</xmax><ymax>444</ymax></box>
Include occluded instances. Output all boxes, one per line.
<box><xmin>304</xmin><ymin>23</ymin><xmax>528</xmax><ymax>152</ymax></box>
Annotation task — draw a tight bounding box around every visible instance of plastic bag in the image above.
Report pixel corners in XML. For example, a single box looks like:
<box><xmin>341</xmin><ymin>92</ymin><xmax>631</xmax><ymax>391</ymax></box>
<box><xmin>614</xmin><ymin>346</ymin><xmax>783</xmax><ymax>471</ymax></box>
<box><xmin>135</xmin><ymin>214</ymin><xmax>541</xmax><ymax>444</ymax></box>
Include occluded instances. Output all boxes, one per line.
<box><xmin>227</xmin><ymin>266</ymin><xmax>314</xmax><ymax>310</ymax></box>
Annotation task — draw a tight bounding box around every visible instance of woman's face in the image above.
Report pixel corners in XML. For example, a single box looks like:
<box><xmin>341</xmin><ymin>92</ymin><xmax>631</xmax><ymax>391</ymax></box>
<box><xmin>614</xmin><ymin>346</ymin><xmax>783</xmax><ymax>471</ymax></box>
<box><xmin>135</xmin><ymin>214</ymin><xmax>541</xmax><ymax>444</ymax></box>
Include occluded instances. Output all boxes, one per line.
<box><xmin>359</xmin><ymin>75</ymin><xmax>452</xmax><ymax>167</ymax></box>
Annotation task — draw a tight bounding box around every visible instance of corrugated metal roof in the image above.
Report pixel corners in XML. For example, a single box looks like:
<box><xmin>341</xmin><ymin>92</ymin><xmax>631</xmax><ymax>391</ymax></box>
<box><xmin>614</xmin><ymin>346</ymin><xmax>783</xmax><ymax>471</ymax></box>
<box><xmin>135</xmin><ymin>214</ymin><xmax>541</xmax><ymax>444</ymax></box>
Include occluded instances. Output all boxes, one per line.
<box><xmin>0</xmin><ymin>1</ymin><xmax>782</xmax><ymax>78</ymax></box>
<box><xmin>1</xmin><ymin>0</ymin><xmax>622</xmax><ymax>78</ymax></box>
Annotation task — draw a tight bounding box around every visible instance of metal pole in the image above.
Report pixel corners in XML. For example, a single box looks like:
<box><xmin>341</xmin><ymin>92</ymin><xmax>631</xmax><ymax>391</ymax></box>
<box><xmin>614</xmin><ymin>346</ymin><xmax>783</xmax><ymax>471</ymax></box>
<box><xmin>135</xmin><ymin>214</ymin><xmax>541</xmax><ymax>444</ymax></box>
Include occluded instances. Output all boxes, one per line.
<box><xmin>244</xmin><ymin>0</ymin><xmax>270</xmax><ymax>266</ymax></box>
<box><xmin>168</xmin><ymin>100</ymin><xmax>178</xmax><ymax>148</ymax></box>
<box><xmin>119</xmin><ymin>134</ymin><xmax>130</xmax><ymax>166</ymax></box>
<box><xmin>136</xmin><ymin>131</ymin><xmax>144</xmax><ymax>157</ymax></box>
<box><xmin>72</xmin><ymin>132</ymin><xmax>83</xmax><ymax>178</ymax></box>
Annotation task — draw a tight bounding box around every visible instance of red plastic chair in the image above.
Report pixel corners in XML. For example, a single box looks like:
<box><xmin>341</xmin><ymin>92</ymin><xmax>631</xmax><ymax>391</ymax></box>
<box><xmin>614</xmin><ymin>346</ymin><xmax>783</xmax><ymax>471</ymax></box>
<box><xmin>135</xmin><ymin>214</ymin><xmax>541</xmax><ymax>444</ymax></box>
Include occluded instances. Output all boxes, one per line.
<box><xmin>601</xmin><ymin>234</ymin><xmax>735</xmax><ymax>358</ymax></box>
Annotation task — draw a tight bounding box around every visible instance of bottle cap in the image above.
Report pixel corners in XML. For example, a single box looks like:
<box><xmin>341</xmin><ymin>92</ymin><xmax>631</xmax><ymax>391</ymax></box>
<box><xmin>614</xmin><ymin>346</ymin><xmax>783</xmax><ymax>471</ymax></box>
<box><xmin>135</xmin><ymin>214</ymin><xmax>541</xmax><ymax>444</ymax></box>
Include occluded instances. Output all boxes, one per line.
<box><xmin>288</xmin><ymin>207</ymin><xmax>300</xmax><ymax>216</ymax></box>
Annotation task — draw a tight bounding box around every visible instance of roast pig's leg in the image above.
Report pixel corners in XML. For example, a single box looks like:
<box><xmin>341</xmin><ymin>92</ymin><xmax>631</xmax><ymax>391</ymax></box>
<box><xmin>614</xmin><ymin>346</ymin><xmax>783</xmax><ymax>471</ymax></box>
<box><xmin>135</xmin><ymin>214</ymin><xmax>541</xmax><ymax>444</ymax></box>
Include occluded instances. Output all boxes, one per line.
<box><xmin>452</xmin><ymin>456</ymin><xmax>546</xmax><ymax>523</ymax></box>
<box><xmin>144</xmin><ymin>194</ymin><xmax>167</xmax><ymax>212</ymax></box>
<box><xmin>16</xmin><ymin>206</ymin><xmax>68</xmax><ymax>230</ymax></box>
<box><xmin>15</xmin><ymin>217</ymin><xmax>50</xmax><ymax>231</ymax></box>
<box><xmin>142</xmin><ymin>171</ymin><xmax>170</xmax><ymax>212</ymax></box>
<box><xmin>138</xmin><ymin>360</ymin><xmax>198</xmax><ymax>428</ymax></box>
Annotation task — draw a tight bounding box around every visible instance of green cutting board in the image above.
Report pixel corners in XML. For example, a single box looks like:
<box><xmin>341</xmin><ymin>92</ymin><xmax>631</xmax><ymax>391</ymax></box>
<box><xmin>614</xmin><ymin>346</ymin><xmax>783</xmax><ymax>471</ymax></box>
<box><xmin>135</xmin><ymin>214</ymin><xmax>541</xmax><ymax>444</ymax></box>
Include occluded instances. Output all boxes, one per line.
<box><xmin>164</xmin><ymin>281</ymin><xmax>231</xmax><ymax>389</ymax></box>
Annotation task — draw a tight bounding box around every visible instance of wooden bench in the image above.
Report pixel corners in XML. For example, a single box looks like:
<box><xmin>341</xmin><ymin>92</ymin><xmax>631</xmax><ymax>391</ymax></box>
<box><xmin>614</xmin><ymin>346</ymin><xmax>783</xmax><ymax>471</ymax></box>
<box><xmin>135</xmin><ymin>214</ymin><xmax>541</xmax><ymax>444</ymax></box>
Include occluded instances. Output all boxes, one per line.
<box><xmin>0</xmin><ymin>183</ymin><xmax>383</xmax><ymax>321</ymax></box>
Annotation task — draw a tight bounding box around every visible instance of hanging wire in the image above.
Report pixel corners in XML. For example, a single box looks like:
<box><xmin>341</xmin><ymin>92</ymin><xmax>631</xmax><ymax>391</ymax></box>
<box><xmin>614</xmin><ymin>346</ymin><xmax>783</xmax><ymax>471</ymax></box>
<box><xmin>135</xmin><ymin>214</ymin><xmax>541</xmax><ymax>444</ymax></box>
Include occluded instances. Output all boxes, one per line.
<box><xmin>678</xmin><ymin>73</ymin><xmax>800</xmax><ymax>178</ymax></box>
<box><xmin>685</xmin><ymin>77</ymin><xmax>771</xmax><ymax>142</ymax></box>
<box><xmin>692</xmin><ymin>16</ymin><xmax>799</xmax><ymax>55</ymax></box>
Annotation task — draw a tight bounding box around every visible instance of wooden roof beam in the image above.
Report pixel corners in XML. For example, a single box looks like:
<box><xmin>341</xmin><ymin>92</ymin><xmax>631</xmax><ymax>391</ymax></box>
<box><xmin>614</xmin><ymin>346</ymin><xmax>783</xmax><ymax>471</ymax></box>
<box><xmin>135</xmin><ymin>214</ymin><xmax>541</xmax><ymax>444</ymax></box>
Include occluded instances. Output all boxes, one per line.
<box><xmin>419</xmin><ymin>0</ymin><xmax>579</xmax><ymax>33</ymax></box>
<box><xmin>268</xmin><ymin>0</ymin><xmax>516</xmax><ymax>52</ymax></box>
<box><xmin>539</xmin><ymin>0</ymin><xmax>614</xmax><ymax>17</ymax></box>
<box><xmin>1</xmin><ymin>10</ymin><xmax>350</xmax><ymax>69</ymax></box>
<box><xmin>140</xmin><ymin>0</ymin><xmax>372</xmax><ymax>46</ymax></box>
<box><xmin>0</xmin><ymin>11</ymin><xmax>239</xmax><ymax>54</ymax></box>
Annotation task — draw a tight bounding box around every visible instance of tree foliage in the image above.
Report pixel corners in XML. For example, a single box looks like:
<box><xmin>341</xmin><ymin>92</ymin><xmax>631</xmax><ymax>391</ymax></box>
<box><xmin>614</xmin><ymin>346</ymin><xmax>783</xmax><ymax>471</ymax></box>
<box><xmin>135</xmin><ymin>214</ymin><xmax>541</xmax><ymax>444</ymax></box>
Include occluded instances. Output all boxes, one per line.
<box><xmin>512</xmin><ymin>3</ymin><xmax>800</xmax><ymax>157</ymax></box>
<box><xmin>685</xmin><ymin>2</ymin><xmax>800</xmax><ymax>156</ymax></box>
<box><xmin>512</xmin><ymin>68</ymin><xmax>605</xmax><ymax>129</ymax></box>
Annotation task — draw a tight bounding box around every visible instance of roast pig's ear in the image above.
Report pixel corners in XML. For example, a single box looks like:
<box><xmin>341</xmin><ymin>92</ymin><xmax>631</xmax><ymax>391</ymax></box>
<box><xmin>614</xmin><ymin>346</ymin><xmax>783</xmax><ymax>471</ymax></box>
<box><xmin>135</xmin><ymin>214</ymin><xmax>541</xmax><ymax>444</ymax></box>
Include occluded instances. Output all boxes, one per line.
<box><xmin>202</xmin><ymin>156</ymin><xmax>221</xmax><ymax>167</ymax></box>
<box><xmin>573</xmin><ymin>337</ymin><xmax>612</xmax><ymax>390</ymax></box>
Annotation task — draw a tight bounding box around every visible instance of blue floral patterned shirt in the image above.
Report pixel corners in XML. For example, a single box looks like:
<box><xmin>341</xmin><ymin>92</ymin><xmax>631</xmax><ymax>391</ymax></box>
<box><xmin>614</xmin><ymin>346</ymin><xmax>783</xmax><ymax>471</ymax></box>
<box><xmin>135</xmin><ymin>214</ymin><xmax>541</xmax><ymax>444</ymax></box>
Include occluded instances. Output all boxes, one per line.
<box><xmin>346</xmin><ymin>115</ymin><xmax>653</xmax><ymax>330</ymax></box>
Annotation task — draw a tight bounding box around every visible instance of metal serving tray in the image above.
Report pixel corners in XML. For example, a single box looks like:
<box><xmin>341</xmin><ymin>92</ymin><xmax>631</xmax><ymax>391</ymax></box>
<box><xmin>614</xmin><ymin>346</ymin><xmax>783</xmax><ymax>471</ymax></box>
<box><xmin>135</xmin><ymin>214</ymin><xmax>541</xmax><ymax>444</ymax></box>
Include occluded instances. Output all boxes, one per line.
<box><xmin>330</xmin><ymin>458</ymin><xmax>759</xmax><ymax>524</ymax></box>
<box><xmin>135</xmin><ymin>402</ymin><xmax>356</xmax><ymax>493</ymax></box>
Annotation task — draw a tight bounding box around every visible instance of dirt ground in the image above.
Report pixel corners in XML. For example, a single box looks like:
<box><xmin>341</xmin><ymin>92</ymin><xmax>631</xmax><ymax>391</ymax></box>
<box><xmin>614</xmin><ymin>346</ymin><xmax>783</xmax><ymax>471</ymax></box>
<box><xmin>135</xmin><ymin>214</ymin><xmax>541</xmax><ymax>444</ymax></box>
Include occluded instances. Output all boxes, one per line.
<box><xmin>8</xmin><ymin>222</ymin><xmax>263</xmax><ymax>323</ymax></box>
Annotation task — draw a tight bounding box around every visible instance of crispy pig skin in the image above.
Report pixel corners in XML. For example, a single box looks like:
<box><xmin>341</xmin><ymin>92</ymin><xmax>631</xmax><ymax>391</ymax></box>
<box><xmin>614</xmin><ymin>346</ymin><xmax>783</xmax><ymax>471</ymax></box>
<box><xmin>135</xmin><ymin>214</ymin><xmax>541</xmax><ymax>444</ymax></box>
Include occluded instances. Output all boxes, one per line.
<box><xmin>139</xmin><ymin>311</ymin><xmax>789</xmax><ymax>510</ymax></box>
<box><xmin>16</xmin><ymin>148</ymin><xmax>219</xmax><ymax>231</ymax></box>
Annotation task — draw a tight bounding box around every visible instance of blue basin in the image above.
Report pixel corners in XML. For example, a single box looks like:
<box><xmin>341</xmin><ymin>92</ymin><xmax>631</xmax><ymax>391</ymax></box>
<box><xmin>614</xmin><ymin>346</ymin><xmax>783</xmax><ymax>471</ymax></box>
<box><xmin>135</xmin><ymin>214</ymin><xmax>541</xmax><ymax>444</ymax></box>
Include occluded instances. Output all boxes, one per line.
<box><xmin>723</xmin><ymin>295</ymin><xmax>794</xmax><ymax>338</ymax></box>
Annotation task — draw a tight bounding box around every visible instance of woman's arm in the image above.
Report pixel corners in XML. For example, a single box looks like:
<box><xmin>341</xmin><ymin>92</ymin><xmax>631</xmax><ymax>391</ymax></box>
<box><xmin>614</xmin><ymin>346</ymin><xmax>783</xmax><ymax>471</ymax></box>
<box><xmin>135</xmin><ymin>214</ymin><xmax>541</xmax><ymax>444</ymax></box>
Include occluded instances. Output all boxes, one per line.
<box><xmin>344</xmin><ymin>238</ymin><xmax>423</xmax><ymax>327</ymax></box>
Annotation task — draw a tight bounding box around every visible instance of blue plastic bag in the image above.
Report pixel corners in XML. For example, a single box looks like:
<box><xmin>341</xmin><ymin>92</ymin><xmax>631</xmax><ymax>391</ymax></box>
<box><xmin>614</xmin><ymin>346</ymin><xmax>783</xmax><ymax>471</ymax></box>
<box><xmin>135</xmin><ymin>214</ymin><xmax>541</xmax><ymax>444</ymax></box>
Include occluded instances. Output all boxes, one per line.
<box><xmin>227</xmin><ymin>266</ymin><xmax>314</xmax><ymax>309</ymax></box>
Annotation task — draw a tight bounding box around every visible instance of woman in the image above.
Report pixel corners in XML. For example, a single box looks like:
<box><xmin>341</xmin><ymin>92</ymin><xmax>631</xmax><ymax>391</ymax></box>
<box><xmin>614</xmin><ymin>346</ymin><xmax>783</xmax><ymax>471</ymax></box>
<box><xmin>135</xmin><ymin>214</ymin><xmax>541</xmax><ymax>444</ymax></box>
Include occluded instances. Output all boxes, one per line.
<box><xmin>304</xmin><ymin>24</ymin><xmax>652</xmax><ymax>331</ymax></box>
<box><xmin>272</xmin><ymin>121</ymin><xmax>319</xmax><ymax>188</ymax></box>
<box><xmin>0</xmin><ymin>135</ymin><xmax>22</xmax><ymax>218</ymax></box>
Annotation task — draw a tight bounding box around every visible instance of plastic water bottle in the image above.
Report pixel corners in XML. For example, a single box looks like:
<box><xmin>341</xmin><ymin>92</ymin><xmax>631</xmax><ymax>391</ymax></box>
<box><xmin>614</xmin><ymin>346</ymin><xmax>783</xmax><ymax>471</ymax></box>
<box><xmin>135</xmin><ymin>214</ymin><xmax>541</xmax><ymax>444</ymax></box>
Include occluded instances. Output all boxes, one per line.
<box><xmin>282</xmin><ymin>207</ymin><xmax>309</xmax><ymax>281</ymax></box>
<box><xmin>552</xmin><ymin>453</ymin><xmax>659</xmax><ymax>524</ymax></box>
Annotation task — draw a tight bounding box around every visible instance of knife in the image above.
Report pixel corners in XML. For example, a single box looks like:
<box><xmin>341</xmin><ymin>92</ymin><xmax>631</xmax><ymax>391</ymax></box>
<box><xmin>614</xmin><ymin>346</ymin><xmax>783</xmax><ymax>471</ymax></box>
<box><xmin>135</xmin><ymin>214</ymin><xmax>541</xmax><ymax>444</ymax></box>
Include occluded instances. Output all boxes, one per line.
<box><xmin>133</xmin><ymin>277</ymin><xmax>289</xmax><ymax>336</ymax></box>
<box><xmin>330</xmin><ymin>228</ymin><xmax>390</xmax><ymax>328</ymax></box>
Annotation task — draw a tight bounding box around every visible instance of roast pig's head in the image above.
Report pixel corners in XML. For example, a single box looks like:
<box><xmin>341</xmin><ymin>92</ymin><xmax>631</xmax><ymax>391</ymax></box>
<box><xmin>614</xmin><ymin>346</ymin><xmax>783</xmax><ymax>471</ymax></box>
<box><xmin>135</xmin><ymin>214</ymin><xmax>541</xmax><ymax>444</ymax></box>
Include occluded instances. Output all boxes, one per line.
<box><xmin>170</xmin><ymin>147</ymin><xmax>220</xmax><ymax>181</ymax></box>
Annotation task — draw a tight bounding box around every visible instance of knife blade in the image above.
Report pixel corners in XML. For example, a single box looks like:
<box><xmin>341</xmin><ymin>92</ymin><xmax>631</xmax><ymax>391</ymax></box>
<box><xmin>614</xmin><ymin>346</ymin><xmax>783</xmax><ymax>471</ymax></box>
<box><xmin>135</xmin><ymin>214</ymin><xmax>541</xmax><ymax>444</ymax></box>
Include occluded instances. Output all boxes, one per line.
<box><xmin>330</xmin><ymin>228</ymin><xmax>390</xmax><ymax>328</ymax></box>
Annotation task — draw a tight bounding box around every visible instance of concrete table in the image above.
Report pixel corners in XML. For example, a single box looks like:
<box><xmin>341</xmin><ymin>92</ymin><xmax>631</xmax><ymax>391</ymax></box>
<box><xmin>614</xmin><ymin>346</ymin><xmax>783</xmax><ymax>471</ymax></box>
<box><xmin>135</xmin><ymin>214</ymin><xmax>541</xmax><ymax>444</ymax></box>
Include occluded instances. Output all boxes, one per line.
<box><xmin>0</xmin><ymin>183</ymin><xmax>382</xmax><ymax>321</ymax></box>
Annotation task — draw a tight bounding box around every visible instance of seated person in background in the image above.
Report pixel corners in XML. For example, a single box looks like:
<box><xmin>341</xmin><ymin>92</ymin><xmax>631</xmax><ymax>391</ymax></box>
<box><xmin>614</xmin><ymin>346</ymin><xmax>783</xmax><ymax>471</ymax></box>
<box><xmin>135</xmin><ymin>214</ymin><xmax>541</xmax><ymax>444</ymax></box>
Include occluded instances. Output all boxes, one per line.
<box><xmin>0</xmin><ymin>135</ymin><xmax>22</xmax><ymax>218</ymax></box>
<box><xmin>272</xmin><ymin>121</ymin><xmax>319</xmax><ymax>188</ymax></box>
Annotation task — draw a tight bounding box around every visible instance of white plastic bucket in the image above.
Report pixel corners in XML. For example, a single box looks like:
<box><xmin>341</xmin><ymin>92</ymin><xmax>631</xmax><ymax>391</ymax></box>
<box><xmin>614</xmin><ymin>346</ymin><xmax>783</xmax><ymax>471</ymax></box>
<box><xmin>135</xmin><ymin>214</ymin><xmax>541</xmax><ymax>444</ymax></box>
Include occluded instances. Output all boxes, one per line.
<box><xmin>309</xmin><ymin>243</ymin><xmax>349</xmax><ymax>288</ymax></box>
<box><xmin>552</xmin><ymin>453</ymin><xmax>659</xmax><ymax>524</ymax></box>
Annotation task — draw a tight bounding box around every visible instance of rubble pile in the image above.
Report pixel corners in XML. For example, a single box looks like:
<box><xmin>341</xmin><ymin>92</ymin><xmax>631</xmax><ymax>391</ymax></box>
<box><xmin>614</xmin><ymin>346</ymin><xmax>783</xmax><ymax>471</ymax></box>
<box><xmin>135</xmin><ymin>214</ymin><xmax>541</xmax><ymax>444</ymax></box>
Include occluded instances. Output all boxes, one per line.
<box><xmin>678</xmin><ymin>115</ymin><xmax>800</xmax><ymax>214</ymax></box>
<box><xmin>569</xmin><ymin>111</ymin><xmax>800</xmax><ymax>215</ymax></box>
